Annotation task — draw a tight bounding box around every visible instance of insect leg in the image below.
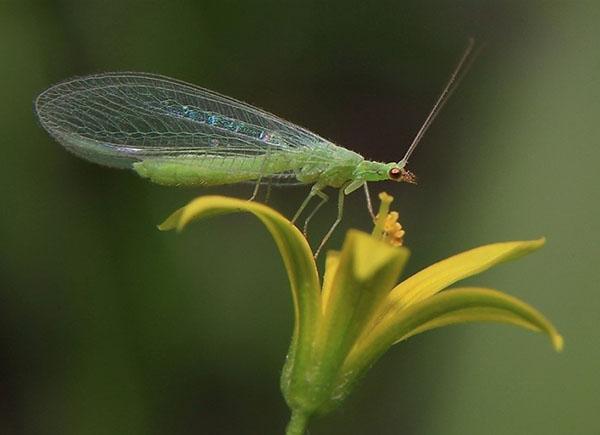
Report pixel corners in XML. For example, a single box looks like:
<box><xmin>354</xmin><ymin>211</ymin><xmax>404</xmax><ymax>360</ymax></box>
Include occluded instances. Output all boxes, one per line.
<box><xmin>249</xmin><ymin>153</ymin><xmax>270</xmax><ymax>201</ymax></box>
<box><xmin>302</xmin><ymin>189</ymin><xmax>329</xmax><ymax>237</ymax></box>
<box><xmin>249</xmin><ymin>178</ymin><xmax>261</xmax><ymax>201</ymax></box>
<box><xmin>292</xmin><ymin>184</ymin><xmax>323</xmax><ymax>224</ymax></box>
<box><xmin>363</xmin><ymin>182</ymin><xmax>375</xmax><ymax>219</ymax></box>
<box><xmin>264</xmin><ymin>179</ymin><xmax>273</xmax><ymax>204</ymax></box>
<box><xmin>314</xmin><ymin>188</ymin><xmax>345</xmax><ymax>259</ymax></box>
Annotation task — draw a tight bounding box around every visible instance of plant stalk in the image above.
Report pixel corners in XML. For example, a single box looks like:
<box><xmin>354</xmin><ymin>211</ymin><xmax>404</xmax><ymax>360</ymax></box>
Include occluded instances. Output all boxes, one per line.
<box><xmin>285</xmin><ymin>410</ymin><xmax>310</xmax><ymax>435</ymax></box>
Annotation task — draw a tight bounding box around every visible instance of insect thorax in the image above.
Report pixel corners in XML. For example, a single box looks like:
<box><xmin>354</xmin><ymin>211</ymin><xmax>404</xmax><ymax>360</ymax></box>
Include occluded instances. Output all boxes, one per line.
<box><xmin>295</xmin><ymin>145</ymin><xmax>364</xmax><ymax>188</ymax></box>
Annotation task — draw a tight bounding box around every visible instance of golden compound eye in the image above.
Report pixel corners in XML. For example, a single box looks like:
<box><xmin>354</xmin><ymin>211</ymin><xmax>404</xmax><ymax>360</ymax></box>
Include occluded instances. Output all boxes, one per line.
<box><xmin>389</xmin><ymin>167</ymin><xmax>402</xmax><ymax>180</ymax></box>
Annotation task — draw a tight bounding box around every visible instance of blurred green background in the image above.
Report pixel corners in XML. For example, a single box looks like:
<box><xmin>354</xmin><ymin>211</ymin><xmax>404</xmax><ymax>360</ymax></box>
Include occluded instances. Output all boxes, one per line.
<box><xmin>1</xmin><ymin>1</ymin><xmax>598</xmax><ymax>434</ymax></box>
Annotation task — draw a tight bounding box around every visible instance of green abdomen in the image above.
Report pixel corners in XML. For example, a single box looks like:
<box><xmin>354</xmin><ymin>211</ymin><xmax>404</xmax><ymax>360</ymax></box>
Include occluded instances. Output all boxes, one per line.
<box><xmin>132</xmin><ymin>145</ymin><xmax>363</xmax><ymax>187</ymax></box>
<box><xmin>133</xmin><ymin>153</ymin><xmax>303</xmax><ymax>186</ymax></box>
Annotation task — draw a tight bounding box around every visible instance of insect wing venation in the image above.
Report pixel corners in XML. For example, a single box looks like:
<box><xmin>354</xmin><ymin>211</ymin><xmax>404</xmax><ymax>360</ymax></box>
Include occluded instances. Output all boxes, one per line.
<box><xmin>34</xmin><ymin>72</ymin><xmax>334</xmax><ymax>167</ymax></box>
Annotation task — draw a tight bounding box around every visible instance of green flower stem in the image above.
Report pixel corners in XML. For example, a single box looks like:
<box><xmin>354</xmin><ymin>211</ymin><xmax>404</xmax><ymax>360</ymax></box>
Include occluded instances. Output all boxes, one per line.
<box><xmin>285</xmin><ymin>410</ymin><xmax>310</xmax><ymax>435</ymax></box>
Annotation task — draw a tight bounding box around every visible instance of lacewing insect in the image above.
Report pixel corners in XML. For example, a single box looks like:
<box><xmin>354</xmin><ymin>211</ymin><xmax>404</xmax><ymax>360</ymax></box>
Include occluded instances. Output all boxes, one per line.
<box><xmin>35</xmin><ymin>40</ymin><xmax>478</xmax><ymax>257</ymax></box>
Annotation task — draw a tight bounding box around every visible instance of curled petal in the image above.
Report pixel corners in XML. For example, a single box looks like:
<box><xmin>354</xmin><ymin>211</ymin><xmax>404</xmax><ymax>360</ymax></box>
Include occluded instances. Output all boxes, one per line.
<box><xmin>159</xmin><ymin>196</ymin><xmax>321</xmax><ymax>408</ymax></box>
<box><xmin>339</xmin><ymin>286</ymin><xmax>562</xmax><ymax>399</ymax></box>
<box><xmin>384</xmin><ymin>287</ymin><xmax>563</xmax><ymax>351</ymax></box>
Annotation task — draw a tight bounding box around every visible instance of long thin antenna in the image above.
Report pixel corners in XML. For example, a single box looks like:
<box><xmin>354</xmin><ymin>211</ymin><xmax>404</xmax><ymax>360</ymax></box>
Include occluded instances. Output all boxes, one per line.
<box><xmin>399</xmin><ymin>38</ymin><xmax>481</xmax><ymax>166</ymax></box>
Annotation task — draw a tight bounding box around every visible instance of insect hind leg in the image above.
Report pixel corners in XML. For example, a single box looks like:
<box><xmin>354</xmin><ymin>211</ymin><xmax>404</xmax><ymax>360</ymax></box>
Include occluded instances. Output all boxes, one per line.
<box><xmin>292</xmin><ymin>184</ymin><xmax>323</xmax><ymax>224</ymax></box>
<box><xmin>248</xmin><ymin>148</ymin><xmax>271</xmax><ymax>201</ymax></box>
<box><xmin>264</xmin><ymin>179</ymin><xmax>273</xmax><ymax>204</ymax></box>
<box><xmin>248</xmin><ymin>177</ymin><xmax>273</xmax><ymax>203</ymax></box>
<box><xmin>314</xmin><ymin>188</ymin><xmax>345</xmax><ymax>259</ymax></box>
<box><xmin>248</xmin><ymin>178</ymin><xmax>262</xmax><ymax>201</ymax></box>
<box><xmin>302</xmin><ymin>189</ymin><xmax>328</xmax><ymax>237</ymax></box>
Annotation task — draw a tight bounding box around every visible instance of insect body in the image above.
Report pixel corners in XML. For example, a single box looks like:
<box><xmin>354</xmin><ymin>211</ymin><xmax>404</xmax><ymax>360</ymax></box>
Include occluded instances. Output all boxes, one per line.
<box><xmin>35</xmin><ymin>41</ymin><xmax>476</xmax><ymax>256</ymax></box>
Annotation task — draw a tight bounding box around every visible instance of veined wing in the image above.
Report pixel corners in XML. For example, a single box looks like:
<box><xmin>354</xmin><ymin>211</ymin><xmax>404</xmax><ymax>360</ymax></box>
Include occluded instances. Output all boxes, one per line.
<box><xmin>34</xmin><ymin>72</ymin><xmax>337</xmax><ymax>168</ymax></box>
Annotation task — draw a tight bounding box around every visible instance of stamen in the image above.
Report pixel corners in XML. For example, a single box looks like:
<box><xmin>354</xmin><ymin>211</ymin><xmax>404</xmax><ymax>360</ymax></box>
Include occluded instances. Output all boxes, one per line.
<box><xmin>371</xmin><ymin>192</ymin><xmax>406</xmax><ymax>247</ymax></box>
<box><xmin>371</xmin><ymin>192</ymin><xmax>393</xmax><ymax>240</ymax></box>
<box><xmin>382</xmin><ymin>211</ymin><xmax>405</xmax><ymax>247</ymax></box>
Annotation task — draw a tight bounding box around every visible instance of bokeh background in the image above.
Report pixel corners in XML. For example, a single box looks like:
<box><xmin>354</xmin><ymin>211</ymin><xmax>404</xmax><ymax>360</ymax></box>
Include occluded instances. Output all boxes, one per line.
<box><xmin>1</xmin><ymin>1</ymin><xmax>598</xmax><ymax>434</ymax></box>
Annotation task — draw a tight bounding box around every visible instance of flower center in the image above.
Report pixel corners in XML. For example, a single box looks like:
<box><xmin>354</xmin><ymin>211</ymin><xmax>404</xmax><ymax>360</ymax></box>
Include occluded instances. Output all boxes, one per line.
<box><xmin>371</xmin><ymin>192</ymin><xmax>406</xmax><ymax>247</ymax></box>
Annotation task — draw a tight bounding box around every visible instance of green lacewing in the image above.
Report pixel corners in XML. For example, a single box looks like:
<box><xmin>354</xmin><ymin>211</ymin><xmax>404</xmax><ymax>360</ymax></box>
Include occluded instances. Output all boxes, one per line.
<box><xmin>35</xmin><ymin>40</ymin><xmax>477</xmax><ymax>256</ymax></box>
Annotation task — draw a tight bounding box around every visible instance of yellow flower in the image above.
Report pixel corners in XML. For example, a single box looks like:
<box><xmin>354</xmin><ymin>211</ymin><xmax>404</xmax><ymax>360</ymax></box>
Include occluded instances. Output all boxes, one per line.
<box><xmin>159</xmin><ymin>194</ymin><xmax>562</xmax><ymax>435</ymax></box>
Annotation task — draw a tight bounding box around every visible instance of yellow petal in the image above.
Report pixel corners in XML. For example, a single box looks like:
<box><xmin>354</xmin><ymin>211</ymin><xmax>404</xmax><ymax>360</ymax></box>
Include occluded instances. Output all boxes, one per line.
<box><xmin>305</xmin><ymin>231</ymin><xmax>409</xmax><ymax>413</ymax></box>
<box><xmin>321</xmin><ymin>250</ymin><xmax>341</xmax><ymax>314</ymax></box>
<box><xmin>337</xmin><ymin>286</ymin><xmax>562</xmax><ymax>402</ymax></box>
<box><xmin>391</xmin><ymin>287</ymin><xmax>563</xmax><ymax>351</ymax></box>
<box><xmin>388</xmin><ymin>239</ymin><xmax>545</xmax><ymax>309</ymax></box>
<box><xmin>353</xmin><ymin>231</ymin><xmax>407</xmax><ymax>281</ymax></box>
<box><xmin>159</xmin><ymin>195</ymin><xmax>322</xmax><ymax>406</ymax></box>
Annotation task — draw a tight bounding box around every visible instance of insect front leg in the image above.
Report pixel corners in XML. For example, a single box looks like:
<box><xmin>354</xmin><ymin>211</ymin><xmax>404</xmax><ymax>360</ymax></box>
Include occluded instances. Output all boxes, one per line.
<box><xmin>314</xmin><ymin>187</ymin><xmax>346</xmax><ymax>259</ymax></box>
<box><xmin>363</xmin><ymin>183</ymin><xmax>375</xmax><ymax>220</ymax></box>
<box><xmin>344</xmin><ymin>178</ymin><xmax>375</xmax><ymax>219</ymax></box>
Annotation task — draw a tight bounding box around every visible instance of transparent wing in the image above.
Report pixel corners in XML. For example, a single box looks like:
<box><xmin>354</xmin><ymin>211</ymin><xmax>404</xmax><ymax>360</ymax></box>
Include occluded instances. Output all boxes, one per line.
<box><xmin>34</xmin><ymin>72</ymin><xmax>335</xmax><ymax>168</ymax></box>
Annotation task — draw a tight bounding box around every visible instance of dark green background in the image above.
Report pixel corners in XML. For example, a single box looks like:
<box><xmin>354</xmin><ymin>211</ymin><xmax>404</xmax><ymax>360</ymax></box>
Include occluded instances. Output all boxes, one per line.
<box><xmin>1</xmin><ymin>1</ymin><xmax>598</xmax><ymax>434</ymax></box>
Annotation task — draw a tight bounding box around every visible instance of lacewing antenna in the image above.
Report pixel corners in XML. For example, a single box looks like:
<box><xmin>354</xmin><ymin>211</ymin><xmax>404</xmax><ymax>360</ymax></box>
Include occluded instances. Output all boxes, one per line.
<box><xmin>399</xmin><ymin>38</ymin><xmax>482</xmax><ymax>166</ymax></box>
